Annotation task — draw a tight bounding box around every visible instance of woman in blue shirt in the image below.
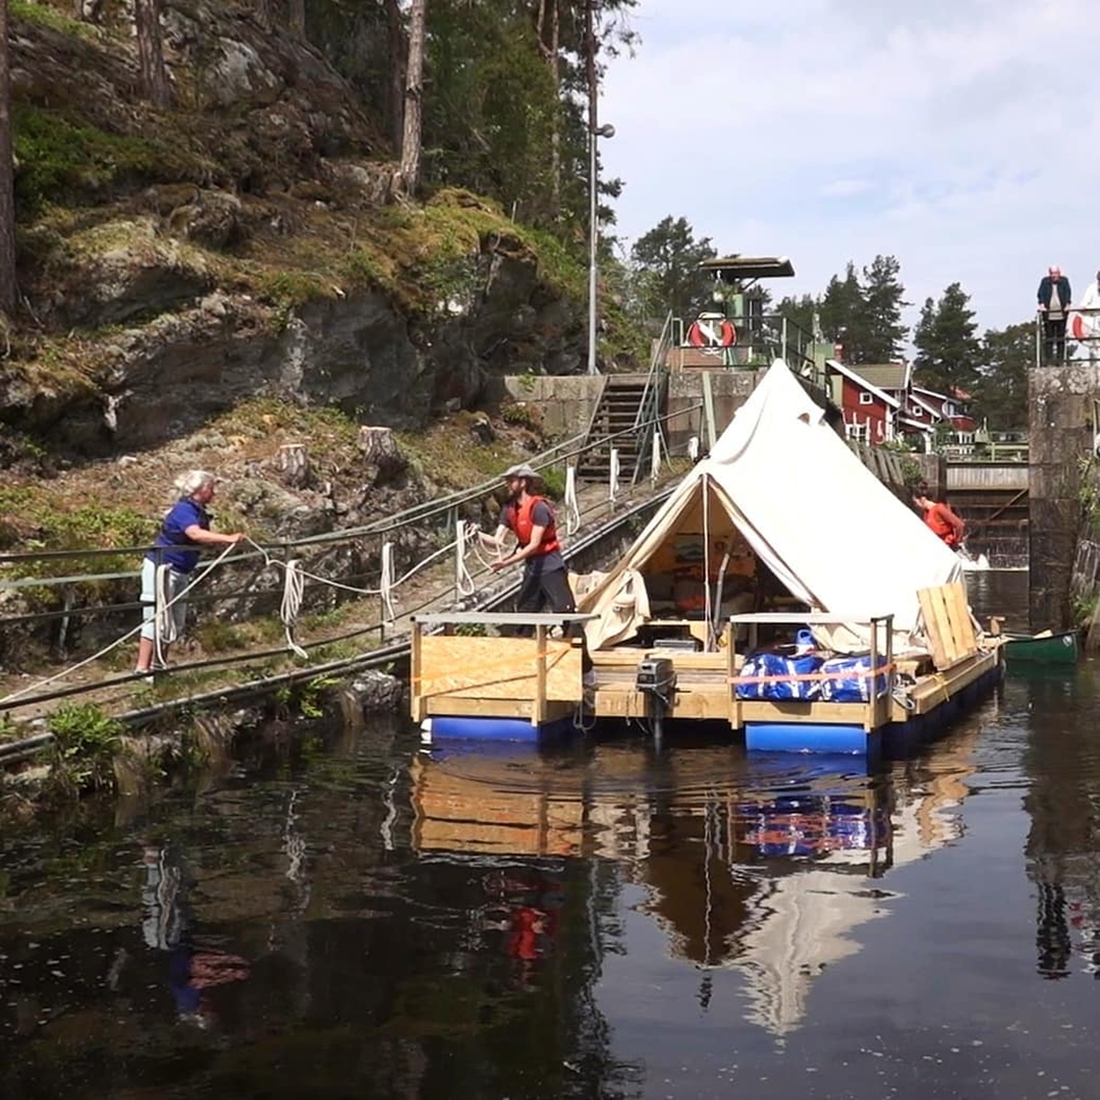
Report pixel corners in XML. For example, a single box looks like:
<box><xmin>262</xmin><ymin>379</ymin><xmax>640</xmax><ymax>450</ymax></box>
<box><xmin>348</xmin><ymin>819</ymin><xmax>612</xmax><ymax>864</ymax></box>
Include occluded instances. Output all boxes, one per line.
<box><xmin>136</xmin><ymin>471</ymin><xmax>244</xmax><ymax>674</ymax></box>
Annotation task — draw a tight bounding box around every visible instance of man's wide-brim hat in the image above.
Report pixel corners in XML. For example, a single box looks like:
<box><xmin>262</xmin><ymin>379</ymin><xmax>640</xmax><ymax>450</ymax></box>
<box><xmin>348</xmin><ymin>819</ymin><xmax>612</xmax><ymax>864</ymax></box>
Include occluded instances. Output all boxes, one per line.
<box><xmin>502</xmin><ymin>463</ymin><xmax>542</xmax><ymax>481</ymax></box>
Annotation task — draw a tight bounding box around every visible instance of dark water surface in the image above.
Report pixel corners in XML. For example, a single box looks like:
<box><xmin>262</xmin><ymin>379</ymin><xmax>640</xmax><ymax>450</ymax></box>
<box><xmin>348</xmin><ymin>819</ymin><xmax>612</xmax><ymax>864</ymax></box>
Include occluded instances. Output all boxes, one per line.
<box><xmin>4</xmin><ymin>572</ymin><xmax>1100</xmax><ymax>1099</ymax></box>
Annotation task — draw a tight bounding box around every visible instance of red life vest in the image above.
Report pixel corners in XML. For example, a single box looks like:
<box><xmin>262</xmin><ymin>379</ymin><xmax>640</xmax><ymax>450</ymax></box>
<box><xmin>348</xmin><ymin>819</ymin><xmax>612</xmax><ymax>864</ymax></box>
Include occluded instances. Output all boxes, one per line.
<box><xmin>510</xmin><ymin>495</ymin><xmax>561</xmax><ymax>555</ymax></box>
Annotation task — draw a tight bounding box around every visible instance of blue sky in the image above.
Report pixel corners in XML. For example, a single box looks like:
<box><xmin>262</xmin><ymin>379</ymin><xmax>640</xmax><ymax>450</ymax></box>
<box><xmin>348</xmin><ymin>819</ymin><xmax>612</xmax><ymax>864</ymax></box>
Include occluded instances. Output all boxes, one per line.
<box><xmin>600</xmin><ymin>0</ymin><xmax>1100</xmax><ymax>333</ymax></box>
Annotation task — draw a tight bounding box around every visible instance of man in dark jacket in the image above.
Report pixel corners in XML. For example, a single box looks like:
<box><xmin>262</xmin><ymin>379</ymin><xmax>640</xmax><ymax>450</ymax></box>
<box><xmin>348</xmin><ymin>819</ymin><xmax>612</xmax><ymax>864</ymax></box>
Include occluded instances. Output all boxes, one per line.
<box><xmin>1037</xmin><ymin>266</ymin><xmax>1072</xmax><ymax>364</ymax></box>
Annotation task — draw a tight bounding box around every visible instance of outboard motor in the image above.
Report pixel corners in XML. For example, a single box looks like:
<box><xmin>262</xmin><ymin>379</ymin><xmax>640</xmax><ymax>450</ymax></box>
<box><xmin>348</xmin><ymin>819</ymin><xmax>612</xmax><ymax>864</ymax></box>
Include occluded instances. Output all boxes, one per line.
<box><xmin>636</xmin><ymin>657</ymin><xmax>677</xmax><ymax>749</ymax></box>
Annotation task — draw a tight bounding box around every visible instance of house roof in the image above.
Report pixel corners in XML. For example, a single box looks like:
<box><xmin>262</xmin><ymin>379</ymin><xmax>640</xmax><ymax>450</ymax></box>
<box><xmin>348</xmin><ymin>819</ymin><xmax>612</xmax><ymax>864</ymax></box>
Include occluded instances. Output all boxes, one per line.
<box><xmin>848</xmin><ymin>363</ymin><xmax>910</xmax><ymax>392</ymax></box>
<box><xmin>907</xmin><ymin>392</ymin><xmax>944</xmax><ymax>420</ymax></box>
<box><xmin>825</xmin><ymin>359</ymin><xmax>901</xmax><ymax>409</ymax></box>
<box><xmin>898</xmin><ymin>415</ymin><xmax>934</xmax><ymax>434</ymax></box>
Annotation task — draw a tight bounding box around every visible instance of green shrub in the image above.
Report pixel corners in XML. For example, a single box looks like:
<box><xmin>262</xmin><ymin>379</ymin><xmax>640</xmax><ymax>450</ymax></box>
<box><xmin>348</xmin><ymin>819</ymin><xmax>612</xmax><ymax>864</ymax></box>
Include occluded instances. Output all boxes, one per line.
<box><xmin>48</xmin><ymin>703</ymin><xmax>123</xmax><ymax>793</ymax></box>
<box><xmin>500</xmin><ymin>402</ymin><xmax>542</xmax><ymax>430</ymax></box>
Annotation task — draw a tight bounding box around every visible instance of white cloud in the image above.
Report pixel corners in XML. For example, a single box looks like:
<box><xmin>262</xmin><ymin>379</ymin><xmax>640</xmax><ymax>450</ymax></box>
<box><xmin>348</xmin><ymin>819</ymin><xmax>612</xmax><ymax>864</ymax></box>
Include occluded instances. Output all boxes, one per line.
<box><xmin>601</xmin><ymin>0</ymin><xmax>1100</xmax><ymax>331</ymax></box>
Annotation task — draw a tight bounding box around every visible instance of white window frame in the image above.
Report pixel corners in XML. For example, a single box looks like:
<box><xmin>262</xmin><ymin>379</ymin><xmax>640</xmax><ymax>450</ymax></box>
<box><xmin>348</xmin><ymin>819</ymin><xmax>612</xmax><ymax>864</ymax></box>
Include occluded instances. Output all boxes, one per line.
<box><xmin>858</xmin><ymin>392</ymin><xmax>874</xmax><ymax>405</ymax></box>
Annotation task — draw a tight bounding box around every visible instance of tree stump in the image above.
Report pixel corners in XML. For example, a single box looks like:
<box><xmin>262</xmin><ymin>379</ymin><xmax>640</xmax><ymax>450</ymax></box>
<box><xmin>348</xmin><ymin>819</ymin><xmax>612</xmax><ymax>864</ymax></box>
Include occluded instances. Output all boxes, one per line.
<box><xmin>279</xmin><ymin>442</ymin><xmax>311</xmax><ymax>488</ymax></box>
<box><xmin>358</xmin><ymin>426</ymin><xmax>400</xmax><ymax>465</ymax></box>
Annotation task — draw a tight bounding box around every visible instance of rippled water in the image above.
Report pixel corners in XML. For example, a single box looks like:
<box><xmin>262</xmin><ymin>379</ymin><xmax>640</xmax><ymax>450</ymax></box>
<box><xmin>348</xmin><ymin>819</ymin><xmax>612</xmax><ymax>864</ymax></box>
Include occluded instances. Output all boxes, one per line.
<box><xmin>4</xmin><ymin>572</ymin><xmax>1100</xmax><ymax>1099</ymax></box>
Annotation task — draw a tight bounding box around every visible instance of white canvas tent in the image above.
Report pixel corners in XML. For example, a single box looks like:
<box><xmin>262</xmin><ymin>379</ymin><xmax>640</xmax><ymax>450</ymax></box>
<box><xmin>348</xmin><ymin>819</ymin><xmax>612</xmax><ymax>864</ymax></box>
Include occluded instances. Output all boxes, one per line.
<box><xmin>578</xmin><ymin>359</ymin><xmax>963</xmax><ymax>653</ymax></box>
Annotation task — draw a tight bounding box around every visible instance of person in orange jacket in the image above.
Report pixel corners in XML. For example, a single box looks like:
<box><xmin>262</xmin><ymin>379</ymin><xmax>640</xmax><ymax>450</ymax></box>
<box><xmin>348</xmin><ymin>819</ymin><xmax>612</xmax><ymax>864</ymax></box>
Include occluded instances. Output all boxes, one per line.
<box><xmin>912</xmin><ymin>485</ymin><xmax>966</xmax><ymax>548</ymax></box>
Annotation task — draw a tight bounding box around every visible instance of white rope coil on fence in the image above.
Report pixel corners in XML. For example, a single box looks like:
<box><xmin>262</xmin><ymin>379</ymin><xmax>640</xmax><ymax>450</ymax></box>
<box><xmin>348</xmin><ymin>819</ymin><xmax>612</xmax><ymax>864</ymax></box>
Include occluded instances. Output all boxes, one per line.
<box><xmin>564</xmin><ymin>465</ymin><xmax>581</xmax><ymax>535</ymax></box>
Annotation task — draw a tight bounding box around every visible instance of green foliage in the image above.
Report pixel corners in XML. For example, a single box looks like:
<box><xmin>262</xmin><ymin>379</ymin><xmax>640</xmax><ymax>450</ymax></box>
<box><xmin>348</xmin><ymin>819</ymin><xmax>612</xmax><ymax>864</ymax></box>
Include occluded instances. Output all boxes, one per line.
<box><xmin>861</xmin><ymin>255</ymin><xmax>910</xmax><ymax>362</ymax></box>
<box><xmin>500</xmin><ymin>402</ymin><xmax>542</xmax><ymax>430</ymax></box>
<box><xmin>0</xmin><ymin>715</ymin><xmax>17</xmax><ymax>744</ymax></box>
<box><xmin>972</xmin><ymin>321</ymin><xmax>1033</xmax><ymax>431</ymax></box>
<box><xmin>453</xmin><ymin>623</ymin><xmax>487</xmax><ymax>637</ymax></box>
<box><xmin>913</xmin><ymin>282</ymin><xmax>985</xmax><ymax>396</ymax></box>
<box><xmin>47</xmin><ymin>703</ymin><xmax>124</xmax><ymax>793</ymax></box>
<box><xmin>538</xmin><ymin>464</ymin><xmax>566</xmax><ymax>500</ymax></box>
<box><xmin>629</xmin><ymin>216</ymin><xmax>717</xmax><ymax>321</ymax></box>
<box><xmin>195</xmin><ymin>620</ymin><xmax>248</xmax><ymax>653</ymax></box>
<box><xmin>13</xmin><ymin>107</ymin><xmax>188</xmax><ymax>217</ymax></box>
<box><xmin>297</xmin><ymin>675</ymin><xmax>341</xmax><ymax>719</ymax></box>
<box><xmin>11</xmin><ymin>0</ymin><xmax>96</xmax><ymax>40</ymax></box>
<box><xmin>0</xmin><ymin>489</ymin><xmax>150</xmax><ymax>586</ymax></box>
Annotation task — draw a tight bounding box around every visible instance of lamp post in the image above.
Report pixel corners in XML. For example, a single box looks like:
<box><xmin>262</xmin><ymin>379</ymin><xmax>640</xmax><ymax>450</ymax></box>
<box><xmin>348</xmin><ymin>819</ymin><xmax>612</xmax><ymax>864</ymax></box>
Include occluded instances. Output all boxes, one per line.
<box><xmin>587</xmin><ymin>121</ymin><xmax>614</xmax><ymax>376</ymax></box>
<box><xmin>585</xmin><ymin>0</ymin><xmax>613</xmax><ymax>375</ymax></box>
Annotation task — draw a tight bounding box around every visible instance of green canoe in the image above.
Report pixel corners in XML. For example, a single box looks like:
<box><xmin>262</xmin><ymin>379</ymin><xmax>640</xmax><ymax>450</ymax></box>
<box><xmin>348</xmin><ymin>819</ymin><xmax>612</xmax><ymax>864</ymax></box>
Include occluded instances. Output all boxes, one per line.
<box><xmin>1003</xmin><ymin>629</ymin><xmax>1080</xmax><ymax>665</ymax></box>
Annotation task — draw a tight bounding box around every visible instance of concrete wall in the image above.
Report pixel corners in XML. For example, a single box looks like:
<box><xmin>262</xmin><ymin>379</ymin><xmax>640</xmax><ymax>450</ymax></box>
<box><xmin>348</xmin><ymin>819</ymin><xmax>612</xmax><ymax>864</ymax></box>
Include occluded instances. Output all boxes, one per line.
<box><xmin>1029</xmin><ymin>364</ymin><xmax>1100</xmax><ymax>631</ymax></box>
<box><xmin>666</xmin><ymin>370</ymin><xmax>757</xmax><ymax>454</ymax></box>
<box><xmin>501</xmin><ymin>375</ymin><xmax>604</xmax><ymax>439</ymax></box>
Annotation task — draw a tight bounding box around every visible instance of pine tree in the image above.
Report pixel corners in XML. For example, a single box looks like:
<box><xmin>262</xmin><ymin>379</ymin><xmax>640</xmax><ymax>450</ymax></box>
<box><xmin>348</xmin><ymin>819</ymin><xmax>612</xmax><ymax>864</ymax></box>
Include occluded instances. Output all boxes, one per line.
<box><xmin>818</xmin><ymin>262</ymin><xmax>867</xmax><ymax>362</ymax></box>
<box><xmin>775</xmin><ymin>293</ymin><xmax>817</xmax><ymax>343</ymax></box>
<box><xmin>861</xmin><ymin>254</ymin><xmax>908</xmax><ymax>362</ymax></box>
<box><xmin>913</xmin><ymin>282</ymin><xmax>984</xmax><ymax>397</ymax></box>
<box><xmin>629</xmin><ymin>215</ymin><xmax>716</xmax><ymax>321</ymax></box>
<box><xmin>972</xmin><ymin>322</ymin><xmax>1033</xmax><ymax>431</ymax></box>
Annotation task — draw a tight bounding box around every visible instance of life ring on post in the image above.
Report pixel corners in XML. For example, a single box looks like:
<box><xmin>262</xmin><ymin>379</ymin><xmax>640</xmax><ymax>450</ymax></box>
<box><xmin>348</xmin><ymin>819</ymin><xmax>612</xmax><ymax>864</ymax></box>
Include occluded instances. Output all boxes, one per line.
<box><xmin>1070</xmin><ymin>312</ymin><xmax>1095</xmax><ymax>341</ymax></box>
<box><xmin>687</xmin><ymin>317</ymin><xmax>737</xmax><ymax>348</ymax></box>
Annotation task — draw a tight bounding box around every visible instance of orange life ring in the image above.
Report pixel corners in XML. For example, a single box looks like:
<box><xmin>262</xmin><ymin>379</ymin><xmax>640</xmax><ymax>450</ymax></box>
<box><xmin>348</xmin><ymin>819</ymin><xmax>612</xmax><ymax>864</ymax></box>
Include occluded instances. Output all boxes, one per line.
<box><xmin>1071</xmin><ymin>312</ymin><xmax>1095</xmax><ymax>341</ymax></box>
<box><xmin>687</xmin><ymin>318</ymin><xmax>737</xmax><ymax>348</ymax></box>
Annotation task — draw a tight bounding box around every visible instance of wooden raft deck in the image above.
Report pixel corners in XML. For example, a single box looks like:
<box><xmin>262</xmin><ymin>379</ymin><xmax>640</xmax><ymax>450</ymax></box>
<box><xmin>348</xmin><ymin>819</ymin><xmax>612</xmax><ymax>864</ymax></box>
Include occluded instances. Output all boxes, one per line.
<box><xmin>410</xmin><ymin>585</ymin><xmax>1003</xmax><ymax>739</ymax></box>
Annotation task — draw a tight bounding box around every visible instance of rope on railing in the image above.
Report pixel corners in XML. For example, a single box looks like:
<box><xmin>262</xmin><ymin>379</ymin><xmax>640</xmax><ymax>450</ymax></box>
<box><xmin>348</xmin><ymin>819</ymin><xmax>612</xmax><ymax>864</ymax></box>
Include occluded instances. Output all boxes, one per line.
<box><xmin>564</xmin><ymin>465</ymin><xmax>581</xmax><ymax>535</ymax></box>
<box><xmin>0</xmin><ymin>542</ymin><xmax>240</xmax><ymax>706</ymax></box>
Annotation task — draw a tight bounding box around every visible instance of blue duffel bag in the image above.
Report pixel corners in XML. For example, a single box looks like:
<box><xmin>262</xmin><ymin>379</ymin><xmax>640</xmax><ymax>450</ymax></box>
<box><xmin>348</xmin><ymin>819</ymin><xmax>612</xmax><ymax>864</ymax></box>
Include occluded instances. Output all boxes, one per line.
<box><xmin>819</xmin><ymin>654</ymin><xmax>889</xmax><ymax>702</ymax></box>
<box><xmin>736</xmin><ymin>650</ymin><xmax>824</xmax><ymax>701</ymax></box>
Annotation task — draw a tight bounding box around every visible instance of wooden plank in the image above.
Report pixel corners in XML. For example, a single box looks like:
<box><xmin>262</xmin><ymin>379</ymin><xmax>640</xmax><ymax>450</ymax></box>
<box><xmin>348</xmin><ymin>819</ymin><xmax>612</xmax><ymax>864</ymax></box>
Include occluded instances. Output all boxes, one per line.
<box><xmin>424</xmin><ymin>697</ymin><xmax>577</xmax><ymax>722</ymax></box>
<box><xmin>668</xmin><ymin>690</ymin><xmax>733</xmax><ymax>721</ymax></box>
<box><xmin>738</xmin><ymin>700</ymin><xmax>870</xmax><ymax>724</ymax></box>
<box><xmin>414</xmin><ymin>611</ymin><xmax>598</xmax><ymax>626</ymax></box>
<box><xmin>918</xmin><ymin>585</ymin><xmax>954</xmax><ymax>668</ymax></box>
<box><xmin>889</xmin><ymin>647</ymin><xmax>999</xmax><ymax>721</ymax></box>
<box><xmin>410</xmin><ymin>622</ymin><xmax>425</xmax><ymax>722</ymax></box>
<box><xmin>534</xmin><ymin>625</ymin><xmax>547</xmax><ymax>726</ymax></box>
<box><xmin>419</xmin><ymin>635</ymin><xmax>582</xmax><ymax>702</ymax></box>
<box><xmin>945</xmin><ymin>582</ymin><xmax>978</xmax><ymax>655</ymax></box>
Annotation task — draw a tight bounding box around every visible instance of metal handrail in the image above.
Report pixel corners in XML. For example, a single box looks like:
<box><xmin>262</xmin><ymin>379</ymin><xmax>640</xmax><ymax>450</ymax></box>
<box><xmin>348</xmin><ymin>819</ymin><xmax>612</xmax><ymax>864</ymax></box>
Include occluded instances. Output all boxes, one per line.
<box><xmin>664</xmin><ymin>310</ymin><xmax>824</xmax><ymax>388</ymax></box>
<box><xmin>0</xmin><ymin>402</ymin><xmax>694</xmax><ymax>592</ymax></box>
<box><xmin>630</xmin><ymin>311</ymin><xmax>676</xmax><ymax>486</ymax></box>
<box><xmin>1034</xmin><ymin>305</ymin><xmax>1100</xmax><ymax>368</ymax></box>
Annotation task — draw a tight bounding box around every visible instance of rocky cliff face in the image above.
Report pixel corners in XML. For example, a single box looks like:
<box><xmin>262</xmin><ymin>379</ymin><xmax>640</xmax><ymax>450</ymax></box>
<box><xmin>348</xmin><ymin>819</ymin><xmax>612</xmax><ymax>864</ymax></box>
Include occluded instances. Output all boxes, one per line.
<box><xmin>3</xmin><ymin>0</ymin><xmax>588</xmax><ymax>460</ymax></box>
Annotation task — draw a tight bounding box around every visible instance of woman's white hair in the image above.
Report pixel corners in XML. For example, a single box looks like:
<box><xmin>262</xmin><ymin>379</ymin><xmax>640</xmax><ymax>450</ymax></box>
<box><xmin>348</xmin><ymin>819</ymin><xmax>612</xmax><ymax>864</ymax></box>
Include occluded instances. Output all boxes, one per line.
<box><xmin>174</xmin><ymin>470</ymin><xmax>217</xmax><ymax>498</ymax></box>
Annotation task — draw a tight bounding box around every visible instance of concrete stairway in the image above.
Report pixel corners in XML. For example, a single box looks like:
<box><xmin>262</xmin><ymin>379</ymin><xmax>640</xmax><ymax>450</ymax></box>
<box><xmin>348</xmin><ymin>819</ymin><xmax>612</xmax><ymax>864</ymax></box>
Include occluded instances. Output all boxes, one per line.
<box><xmin>577</xmin><ymin>374</ymin><xmax>649</xmax><ymax>482</ymax></box>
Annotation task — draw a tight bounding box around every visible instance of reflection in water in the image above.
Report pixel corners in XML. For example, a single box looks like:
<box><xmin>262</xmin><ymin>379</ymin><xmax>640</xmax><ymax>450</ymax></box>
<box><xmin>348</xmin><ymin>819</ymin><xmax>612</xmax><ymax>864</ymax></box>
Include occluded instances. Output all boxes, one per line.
<box><xmin>12</xmin><ymin>627</ymin><xmax>1100</xmax><ymax>1099</ymax></box>
<box><xmin>1022</xmin><ymin>662</ymin><xmax>1100</xmax><ymax>983</ymax></box>
<box><xmin>410</xmin><ymin>729</ymin><xmax>983</xmax><ymax>1037</ymax></box>
<box><xmin>141</xmin><ymin>843</ymin><xmax>252</xmax><ymax>1027</ymax></box>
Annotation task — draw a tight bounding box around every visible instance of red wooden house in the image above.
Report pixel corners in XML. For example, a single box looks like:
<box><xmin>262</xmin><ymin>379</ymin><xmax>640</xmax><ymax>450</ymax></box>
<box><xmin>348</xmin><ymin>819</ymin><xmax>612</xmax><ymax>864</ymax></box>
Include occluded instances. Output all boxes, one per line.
<box><xmin>825</xmin><ymin>359</ymin><xmax>900</xmax><ymax>444</ymax></box>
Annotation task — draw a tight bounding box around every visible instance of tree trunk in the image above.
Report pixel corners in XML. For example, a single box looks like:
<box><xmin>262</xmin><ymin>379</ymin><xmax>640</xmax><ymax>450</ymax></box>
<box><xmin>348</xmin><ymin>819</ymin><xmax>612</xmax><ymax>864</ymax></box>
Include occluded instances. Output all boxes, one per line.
<box><xmin>384</xmin><ymin>0</ymin><xmax>407</xmax><ymax>153</ymax></box>
<box><xmin>548</xmin><ymin>0</ymin><xmax>560</xmax><ymax>217</ymax></box>
<box><xmin>0</xmin><ymin>0</ymin><xmax>15</xmax><ymax>316</ymax></box>
<box><xmin>396</xmin><ymin>0</ymin><xmax>427</xmax><ymax>196</ymax></box>
<box><xmin>134</xmin><ymin>0</ymin><xmax>171</xmax><ymax>108</ymax></box>
<box><xmin>288</xmin><ymin>0</ymin><xmax>305</xmax><ymax>40</ymax></box>
<box><xmin>254</xmin><ymin>0</ymin><xmax>274</xmax><ymax>32</ymax></box>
